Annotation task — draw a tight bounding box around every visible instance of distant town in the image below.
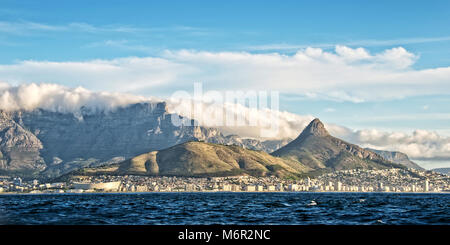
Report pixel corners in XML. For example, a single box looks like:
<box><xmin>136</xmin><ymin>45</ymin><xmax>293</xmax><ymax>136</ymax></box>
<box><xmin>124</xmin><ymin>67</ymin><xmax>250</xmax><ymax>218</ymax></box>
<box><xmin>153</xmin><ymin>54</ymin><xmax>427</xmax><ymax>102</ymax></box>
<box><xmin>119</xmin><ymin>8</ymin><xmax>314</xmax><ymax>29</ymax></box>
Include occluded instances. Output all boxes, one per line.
<box><xmin>1</xmin><ymin>168</ymin><xmax>449</xmax><ymax>194</ymax></box>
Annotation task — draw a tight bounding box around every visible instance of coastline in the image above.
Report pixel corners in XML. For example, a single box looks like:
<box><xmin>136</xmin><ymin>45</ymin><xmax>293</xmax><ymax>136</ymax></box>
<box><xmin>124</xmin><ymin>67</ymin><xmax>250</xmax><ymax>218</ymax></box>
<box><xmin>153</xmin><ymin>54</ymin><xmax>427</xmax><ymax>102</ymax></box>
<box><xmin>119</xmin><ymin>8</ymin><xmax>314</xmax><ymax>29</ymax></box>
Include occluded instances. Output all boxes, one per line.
<box><xmin>1</xmin><ymin>191</ymin><xmax>449</xmax><ymax>195</ymax></box>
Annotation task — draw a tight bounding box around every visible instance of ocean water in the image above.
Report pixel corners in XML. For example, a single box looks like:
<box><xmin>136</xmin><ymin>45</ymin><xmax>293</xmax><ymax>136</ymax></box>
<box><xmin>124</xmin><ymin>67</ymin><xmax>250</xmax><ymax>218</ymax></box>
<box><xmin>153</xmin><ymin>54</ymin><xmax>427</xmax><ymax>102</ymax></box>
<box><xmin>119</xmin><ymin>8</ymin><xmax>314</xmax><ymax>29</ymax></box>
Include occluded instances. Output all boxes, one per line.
<box><xmin>0</xmin><ymin>192</ymin><xmax>448</xmax><ymax>225</ymax></box>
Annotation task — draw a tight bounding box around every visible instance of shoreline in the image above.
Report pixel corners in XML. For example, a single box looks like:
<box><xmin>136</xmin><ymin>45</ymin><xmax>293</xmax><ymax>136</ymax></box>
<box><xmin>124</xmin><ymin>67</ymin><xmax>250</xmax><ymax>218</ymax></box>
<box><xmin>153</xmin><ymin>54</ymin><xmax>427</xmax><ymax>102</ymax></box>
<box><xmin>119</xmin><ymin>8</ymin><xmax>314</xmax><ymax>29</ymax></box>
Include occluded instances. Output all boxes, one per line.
<box><xmin>1</xmin><ymin>191</ymin><xmax>449</xmax><ymax>195</ymax></box>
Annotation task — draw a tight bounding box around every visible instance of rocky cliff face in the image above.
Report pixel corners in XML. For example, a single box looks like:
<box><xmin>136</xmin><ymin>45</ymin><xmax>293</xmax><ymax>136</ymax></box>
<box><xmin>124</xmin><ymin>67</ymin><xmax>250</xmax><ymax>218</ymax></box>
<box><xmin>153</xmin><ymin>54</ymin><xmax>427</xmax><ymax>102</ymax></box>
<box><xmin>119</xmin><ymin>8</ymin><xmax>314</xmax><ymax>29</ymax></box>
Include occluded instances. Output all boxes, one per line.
<box><xmin>0</xmin><ymin>111</ymin><xmax>45</xmax><ymax>177</ymax></box>
<box><xmin>0</xmin><ymin>103</ymin><xmax>286</xmax><ymax>178</ymax></box>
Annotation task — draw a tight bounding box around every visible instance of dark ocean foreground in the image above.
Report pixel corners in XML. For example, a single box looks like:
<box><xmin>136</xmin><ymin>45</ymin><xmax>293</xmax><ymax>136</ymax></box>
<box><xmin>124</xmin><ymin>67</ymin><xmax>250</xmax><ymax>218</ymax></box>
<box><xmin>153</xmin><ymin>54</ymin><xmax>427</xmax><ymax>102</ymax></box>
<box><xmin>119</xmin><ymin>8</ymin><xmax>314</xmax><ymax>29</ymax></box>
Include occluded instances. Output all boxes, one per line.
<box><xmin>0</xmin><ymin>192</ymin><xmax>448</xmax><ymax>225</ymax></box>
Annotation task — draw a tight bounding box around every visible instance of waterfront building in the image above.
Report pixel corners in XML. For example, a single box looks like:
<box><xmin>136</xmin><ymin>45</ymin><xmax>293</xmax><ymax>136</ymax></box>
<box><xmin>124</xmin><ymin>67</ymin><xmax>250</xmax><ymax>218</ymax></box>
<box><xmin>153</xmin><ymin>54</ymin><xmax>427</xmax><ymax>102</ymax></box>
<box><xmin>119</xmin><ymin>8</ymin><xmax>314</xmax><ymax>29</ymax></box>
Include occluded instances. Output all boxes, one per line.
<box><xmin>72</xmin><ymin>181</ymin><xmax>121</xmax><ymax>192</ymax></box>
<box><xmin>288</xmin><ymin>184</ymin><xmax>298</xmax><ymax>191</ymax></box>
<box><xmin>378</xmin><ymin>182</ymin><xmax>384</xmax><ymax>191</ymax></box>
<box><xmin>136</xmin><ymin>185</ymin><xmax>148</xmax><ymax>192</ymax></box>
<box><xmin>223</xmin><ymin>184</ymin><xmax>232</xmax><ymax>191</ymax></box>
<box><xmin>306</xmin><ymin>177</ymin><xmax>311</xmax><ymax>187</ymax></box>
<box><xmin>276</xmin><ymin>183</ymin><xmax>284</xmax><ymax>191</ymax></box>
<box><xmin>256</xmin><ymin>185</ymin><xmax>264</xmax><ymax>192</ymax></box>
<box><xmin>13</xmin><ymin>177</ymin><xmax>22</xmax><ymax>186</ymax></box>
<box><xmin>231</xmin><ymin>184</ymin><xmax>241</xmax><ymax>192</ymax></box>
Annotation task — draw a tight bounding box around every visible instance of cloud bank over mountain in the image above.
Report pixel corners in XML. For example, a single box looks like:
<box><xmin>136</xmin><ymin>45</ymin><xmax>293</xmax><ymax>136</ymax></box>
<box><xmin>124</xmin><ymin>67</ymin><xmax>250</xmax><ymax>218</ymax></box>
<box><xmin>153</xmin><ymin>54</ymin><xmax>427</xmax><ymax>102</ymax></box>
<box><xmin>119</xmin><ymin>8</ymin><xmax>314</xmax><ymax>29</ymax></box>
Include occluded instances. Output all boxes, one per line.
<box><xmin>0</xmin><ymin>82</ymin><xmax>154</xmax><ymax>113</ymax></box>
<box><xmin>0</xmin><ymin>46</ymin><xmax>449</xmax><ymax>102</ymax></box>
<box><xmin>0</xmin><ymin>82</ymin><xmax>449</xmax><ymax>166</ymax></box>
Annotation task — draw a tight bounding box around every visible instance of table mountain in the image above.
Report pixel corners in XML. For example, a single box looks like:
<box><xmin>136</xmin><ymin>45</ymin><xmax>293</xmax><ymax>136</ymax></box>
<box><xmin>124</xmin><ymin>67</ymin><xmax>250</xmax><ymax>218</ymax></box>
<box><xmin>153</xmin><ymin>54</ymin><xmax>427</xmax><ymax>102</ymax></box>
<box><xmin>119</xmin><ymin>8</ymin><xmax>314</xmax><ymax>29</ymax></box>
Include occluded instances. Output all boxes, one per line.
<box><xmin>0</xmin><ymin>103</ymin><xmax>286</xmax><ymax>179</ymax></box>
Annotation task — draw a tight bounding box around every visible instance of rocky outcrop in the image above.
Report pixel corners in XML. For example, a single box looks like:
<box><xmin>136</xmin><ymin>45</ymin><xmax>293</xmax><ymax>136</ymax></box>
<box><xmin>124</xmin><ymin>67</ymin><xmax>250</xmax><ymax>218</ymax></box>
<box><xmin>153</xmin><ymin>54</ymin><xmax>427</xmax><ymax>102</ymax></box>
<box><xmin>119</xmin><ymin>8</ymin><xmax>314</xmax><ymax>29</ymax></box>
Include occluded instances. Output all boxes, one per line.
<box><xmin>0</xmin><ymin>111</ymin><xmax>45</xmax><ymax>177</ymax></box>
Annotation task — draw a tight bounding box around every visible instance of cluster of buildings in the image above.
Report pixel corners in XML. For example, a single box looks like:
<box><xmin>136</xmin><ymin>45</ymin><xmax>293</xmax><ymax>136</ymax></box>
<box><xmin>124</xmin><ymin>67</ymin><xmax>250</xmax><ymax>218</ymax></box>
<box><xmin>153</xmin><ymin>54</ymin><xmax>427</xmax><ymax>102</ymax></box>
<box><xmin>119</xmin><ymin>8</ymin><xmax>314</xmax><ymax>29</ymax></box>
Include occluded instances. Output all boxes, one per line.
<box><xmin>0</xmin><ymin>176</ymin><xmax>66</xmax><ymax>194</ymax></box>
<box><xmin>313</xmin><ymin>168</ymin><xmax>449</xmax><ymax>192</ymax></box>
<box><xmin>1</xmin><ymin>168</ymin><xmax>449</xmax><ymax>194</ymax></box>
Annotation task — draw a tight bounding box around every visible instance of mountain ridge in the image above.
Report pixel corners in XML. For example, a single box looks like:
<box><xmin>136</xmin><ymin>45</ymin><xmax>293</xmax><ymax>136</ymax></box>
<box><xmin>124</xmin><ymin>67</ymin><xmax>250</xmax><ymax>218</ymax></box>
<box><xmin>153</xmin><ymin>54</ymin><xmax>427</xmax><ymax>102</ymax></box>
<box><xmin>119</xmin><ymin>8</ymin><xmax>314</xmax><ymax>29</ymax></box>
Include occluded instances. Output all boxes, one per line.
<box><xmin>68</xmin><ymin>141</ymin><xmax>311</xmax><ymax>179</ymax></box>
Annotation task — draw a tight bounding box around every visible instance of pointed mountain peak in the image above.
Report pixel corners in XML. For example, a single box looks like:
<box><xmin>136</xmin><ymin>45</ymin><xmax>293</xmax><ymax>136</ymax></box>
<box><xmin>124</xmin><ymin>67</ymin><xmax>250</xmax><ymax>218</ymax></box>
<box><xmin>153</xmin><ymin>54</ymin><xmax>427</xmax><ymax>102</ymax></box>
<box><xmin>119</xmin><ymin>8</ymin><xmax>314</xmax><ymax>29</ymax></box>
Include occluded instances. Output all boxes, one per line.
<box><xmin>302</xmin><ymin>118</ymin><xmax>329</xmax><ymax>137</ymax></box>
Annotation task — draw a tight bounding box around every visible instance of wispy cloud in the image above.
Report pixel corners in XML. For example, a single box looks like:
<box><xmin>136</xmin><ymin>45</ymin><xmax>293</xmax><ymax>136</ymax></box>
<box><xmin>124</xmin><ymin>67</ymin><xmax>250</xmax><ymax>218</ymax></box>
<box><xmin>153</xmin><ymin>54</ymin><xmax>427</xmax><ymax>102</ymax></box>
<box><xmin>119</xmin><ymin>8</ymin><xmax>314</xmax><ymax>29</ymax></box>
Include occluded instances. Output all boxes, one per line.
<box><xmin>353</xmin><ymin>113</ymin><xmax>450</xmax><ymax>122</ymax></box>
<box><xmin>247</xmin><ymin>36</ymin><xmax>450</xmax><ymax>51</ymax></box>
<box><xmin>84</xmin><ymin>40</ymin><xmax>157</xmax><ymax>53</ymax></box>
<box><xmin>0</xmin><ymin>20</ymin><xmax>210</xmax><ymax>36</ymax></box>
<box><xmin>0</xmin><ymin>21</ymin><xmax>150</xmax><ymax>35</ymax></box>
<box><xmin>0</xmin><ymin>21</ymin><xmax>65</xmax><ymax>34</ymax></box>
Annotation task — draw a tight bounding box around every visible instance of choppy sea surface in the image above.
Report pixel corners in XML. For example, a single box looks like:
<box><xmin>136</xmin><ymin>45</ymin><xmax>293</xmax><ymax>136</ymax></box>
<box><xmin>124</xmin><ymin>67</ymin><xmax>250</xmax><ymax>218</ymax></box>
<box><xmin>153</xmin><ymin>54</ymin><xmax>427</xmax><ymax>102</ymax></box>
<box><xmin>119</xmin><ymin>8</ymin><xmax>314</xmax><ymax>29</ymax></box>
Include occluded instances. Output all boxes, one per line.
<box><xmin>0</xmin><ymin>192</ymin><xmax>448</xmax><ymax>225</ymax></box>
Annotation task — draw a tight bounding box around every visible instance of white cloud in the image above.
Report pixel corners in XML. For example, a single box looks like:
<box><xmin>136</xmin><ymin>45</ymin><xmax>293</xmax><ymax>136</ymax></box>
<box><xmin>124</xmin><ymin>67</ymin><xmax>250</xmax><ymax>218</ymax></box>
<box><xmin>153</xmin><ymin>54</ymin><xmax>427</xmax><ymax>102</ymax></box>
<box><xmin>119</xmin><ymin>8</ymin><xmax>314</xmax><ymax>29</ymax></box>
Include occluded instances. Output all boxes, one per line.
<box><xmin>0</xmin><ymin>83</ymin><xmax>156</xmax><ymax>113</ymax></box>
<box><xmin>336</xmin><ymin>127</ymin><xmax>450</xmax><ymax>162</ymax></box>
<box><xmin>0</xmin><ymin>57</ymin><xmax>188</xmax><ymax>92</ymax></box>
<box><xmin>1</xmin><ymin>46</ymin><xmax>447</xmax><ymax>102</ymax></box>
<box><xmin>166</xmin><ymin>97</ymin><xmax>316</xmax><ymax>139</ymax></box>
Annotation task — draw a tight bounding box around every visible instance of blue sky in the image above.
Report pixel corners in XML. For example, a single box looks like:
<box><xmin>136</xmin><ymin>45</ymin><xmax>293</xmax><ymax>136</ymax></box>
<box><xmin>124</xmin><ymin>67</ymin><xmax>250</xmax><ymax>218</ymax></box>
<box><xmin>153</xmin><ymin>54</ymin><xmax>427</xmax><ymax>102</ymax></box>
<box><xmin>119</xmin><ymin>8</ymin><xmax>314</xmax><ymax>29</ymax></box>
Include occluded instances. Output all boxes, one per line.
<box><xmin>1</xmin><ymin>0</ymin><xmax>450</xmax><ymax>68</ymax></box>
<box><xmin>1</xmin><ymin>0</ymin><xmax>450</xmax><ymax>168</ymax></box>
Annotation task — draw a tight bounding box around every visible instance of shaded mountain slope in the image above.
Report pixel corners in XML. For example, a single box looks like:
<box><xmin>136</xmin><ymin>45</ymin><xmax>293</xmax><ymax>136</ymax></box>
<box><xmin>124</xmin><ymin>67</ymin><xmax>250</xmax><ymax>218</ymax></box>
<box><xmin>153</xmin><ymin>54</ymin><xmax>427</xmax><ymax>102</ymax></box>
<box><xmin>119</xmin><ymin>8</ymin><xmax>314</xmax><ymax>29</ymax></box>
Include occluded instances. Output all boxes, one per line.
<box><xmin>72</xmin><ymin>141</ymin><xmax>311</xmax><ymax>178</ymax></box>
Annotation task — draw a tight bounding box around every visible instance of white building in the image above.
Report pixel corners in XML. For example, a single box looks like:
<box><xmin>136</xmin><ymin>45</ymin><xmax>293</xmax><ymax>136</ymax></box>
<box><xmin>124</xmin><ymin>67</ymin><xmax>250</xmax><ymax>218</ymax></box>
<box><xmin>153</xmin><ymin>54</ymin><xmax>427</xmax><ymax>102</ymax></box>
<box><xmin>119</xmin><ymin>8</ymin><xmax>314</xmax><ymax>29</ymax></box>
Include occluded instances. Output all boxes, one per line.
<box><xmin>256</xmin><ymin>185</ymin><xmax>264</xmax><ymax>192</ymax></box>
<box><xmin>424</xmin><ymin>180</ymin><xmax>429</xmax><ymax>192</ymax></box>
<box><xmin>231</xmin><ymin>185</ymin><xmax>241</xmax><ymax>192</ymax></box>
<box><xmin>222</xmin><ymin>184</ymin><xmax>232</xmax><ymax>191</ymax></box>
<box><xmin>72</xmin><ymin>181</ymin><xmax>121</xmax><ymax>192</ymax></box>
